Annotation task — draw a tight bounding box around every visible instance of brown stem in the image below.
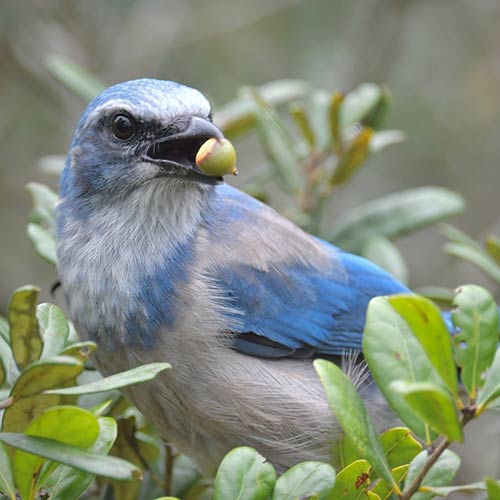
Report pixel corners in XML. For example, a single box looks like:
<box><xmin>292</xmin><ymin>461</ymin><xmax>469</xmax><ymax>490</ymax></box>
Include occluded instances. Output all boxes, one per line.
<box><xmin>164</xmin><ymin>443</ymin><xmax>174</xmax><ymax>496</ymax></box>
<box><xmin>399</xmin><ymin>410</ymin><xmax>475</xmax><ymax>499</ymax></box>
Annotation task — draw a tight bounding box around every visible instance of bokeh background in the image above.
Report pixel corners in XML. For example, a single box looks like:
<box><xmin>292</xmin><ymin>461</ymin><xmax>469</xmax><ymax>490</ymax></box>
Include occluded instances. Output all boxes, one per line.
<box><xmin>1</xmin><ymin>0</ymin><xmax>500</xmax><ymax>495</ymax></box>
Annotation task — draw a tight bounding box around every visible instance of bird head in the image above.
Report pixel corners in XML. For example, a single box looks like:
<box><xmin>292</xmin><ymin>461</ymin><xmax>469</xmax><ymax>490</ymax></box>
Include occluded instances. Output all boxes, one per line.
<box><xmin>61</xmin><ymin>78</ymin><xmax>225</xmax><ymax>201</ymax></box>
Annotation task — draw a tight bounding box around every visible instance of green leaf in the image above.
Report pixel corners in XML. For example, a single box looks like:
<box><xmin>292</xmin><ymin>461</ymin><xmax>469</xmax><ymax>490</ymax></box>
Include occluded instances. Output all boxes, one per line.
<box><xmin>0</xmin><ymin>441</ymin><xmax>15</xmax><ymax>500</ymax></box>
<box><xmin>362</xmin><ymin>236</ymin><xmax>408</xmax><ymax>284</ymax></box>
<box><xmin>404</xmin><ymin>449</ymin><xmax>460</xmax><ymax>500</ymax></box>
<box><xmin>25</xmin><ymin>182</ymin><xmax>58</xmax><ymax>233</ymax></box>
<box><xmin>0</xmin><ymin>433</ymin><xmax>141</xmax><ymax>481</ymax></box>
<box><xmin>370</xmin><ymin>130</ymin><xmax>406</xmax><ymax>152</ymax></box>
<box><xmin>440</xmin><ymin>223</ymin><xmax>482</xmax><ymax>249</ymax></box>
<box><xmin>314</xmin><ymin>360</ymin><xmax>397</xmax><ymax>492</ymax></box>
<box><xmin>8</xmin><ymin>285</ymin><xmax>43</xmax><ymax>371</ymax></box>
<box><xmin>244</xmin><ymin>88</ymin><xmax>302</xmax><ymax>195</ymax></box>
<box><xmin>10</xmin><ymin>356</ymin><xmax>84</xmax><ymax>400</ymax></box>
<box><xmin>45</xmin><ymin>54</ymin><xmax>105</xmax><ymax>101</ymax></box>
<box><xmin>330</xmin><ymin>187</ymin><xmax>465</xmax><ymax>252</ymax></box>
<box><xmin>27</xmin><ymin>224</ymin><xmax>57</xmax><ymax>265</ymax></box>
<box><xmin>363</xmin><ymin>296</ymin><xmax>444</xmax><ymax>442</ymax></box>
<box><xmin>451</xmin><ymin>285</ymin><xmax>499</xmax><ymax>397</ymax></box>
<box><xmin>336</xmin><ymin>433</ymin><xmax>361</xmax><ymax>469</ymax></box>
<box><xmin>486</xmin><ymin>478</ymin><xmax>500</xmax><ymax>499</ymax></box>
<box><xmin>38</xmin><ymin>304</ymin><xmax>69</xmax><ymax>358</ymax></box>
<box><xmin>13</xmin><ymin>405</ymin><xmax>100</xmax><ymax>500</ymax></box>
<box><xmin>485</xmin><ymin>234</ymin><xmax>500</xmax><ymax>264</ymax></box>
<box><xmin>390</xmin><ymin>381</ymin><xmax>463</xmax><ymax>442</ymax></box>
<box><xmin>329</xmin><ymin>127</ymin><xmax>372</xmax><ymax>186</ymax></box>
<box><xmin>60</xmin><ymin>341</ymin><xmax>97</xmax><ymax>361</ymax></box>
<box><xmin>371</xmin><ymin>464</ymin><xmax>408</xmax><ymax>500</ymax></box>
<box><xmin>328</xmin><ymin>459</ymin><xmax>371</xmax><ymax>500</ymax></box>
<box><xmin>340</xmin><ymin>83</ymin><xmax>383</xmax><ymax>128</ymax></box>
<box><xmin>289</xmin><ymin>101</ymin><xmax>316</xmax><ymax>148</ymax></box>
<box><xmin>388</xmin><ymin>294</ymin><xmax>458</xmax><ymax>396</ymax></box>
<box><xmin>478</xmin><ymin>348</ymin><xmax>500</xmax><ymax>411</ymax></box>
<box><xmin>2</xmin><ymin>394</ymin><xmax>61</xmax><ymax>433</ymax></box>
<box><xmin>422</xmin><ymin>481</ymin><xmax>487</xmax><ymax>496</ymax></box>
<box><xmin>42</xmin><ymin>416</ymin><xmax>118</xmax><ymax>500</ymax></box>
<box><xmin>45</xmin><ymin>362</ymin><xmax>170</xmax><ymax>395</ymax></box>
<box><xmin>328</xmin><ymin>91</ymin><xmax>344</xmax><ymax>153</ymax></box>
<box><xmin>215</xmin><ymin>79</ymin><xmax>310</xmax><ymax>138</ymax></box>
<box><xmin>272</xmin><ymin>461</ymin><xmax>335</xmax><ymax>500</ymax></box>
<box><xmin>214</xmin><ymin>447</ymin><xmax>276</xmax><ymax>500</ymax></box>
<box><xmin>3</xmin><ymin>357</ymin><xmax>83</xmax><ymax>432</ymax></box>
<box><xmin>445</xmin><ymin>242</ymin><xmax>500</xmax><ymax>284</ymax></box>
<box><xmin>379</xmin><ymin>427</ymin><xmax>422</xmax><ymax>469</ymax></box>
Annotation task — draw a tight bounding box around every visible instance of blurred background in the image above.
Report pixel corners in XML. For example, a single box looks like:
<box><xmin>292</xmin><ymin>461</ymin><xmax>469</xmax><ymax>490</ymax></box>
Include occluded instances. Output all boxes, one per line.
<box><xmin>1</xmin><ymin>0</ymin><xmax>499</xmax><ymax>494</ymax></box>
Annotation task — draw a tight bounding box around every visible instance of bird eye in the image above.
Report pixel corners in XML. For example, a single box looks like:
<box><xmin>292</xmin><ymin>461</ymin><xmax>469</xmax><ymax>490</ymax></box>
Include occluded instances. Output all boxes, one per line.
<box><xmin>111</xmin><ymin>113</ymin><xmax>136</xmax><ymax>140</ymax></box>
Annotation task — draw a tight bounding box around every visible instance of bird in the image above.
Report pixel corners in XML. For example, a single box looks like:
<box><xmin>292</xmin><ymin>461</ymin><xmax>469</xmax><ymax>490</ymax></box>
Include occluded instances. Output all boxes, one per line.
<box><xmin>56</xmin><ymin>78</ymin><xmax>413</xmax><ymax>474</ymax></box>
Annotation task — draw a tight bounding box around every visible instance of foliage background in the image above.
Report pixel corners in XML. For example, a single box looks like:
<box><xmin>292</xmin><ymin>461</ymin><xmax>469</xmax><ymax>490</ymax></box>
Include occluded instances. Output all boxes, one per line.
<box><xmin>1</xmin><ymin>0</ymin><xmax>500</xmax><ymax>497</ymax></box>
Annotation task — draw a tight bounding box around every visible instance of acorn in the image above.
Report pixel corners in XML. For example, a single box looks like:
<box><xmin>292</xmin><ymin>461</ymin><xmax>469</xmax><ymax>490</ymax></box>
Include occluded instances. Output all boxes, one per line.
<box><xmin>195</xmin><ymin>138</ymin><xmax>238</xmax><ymax>176</ymax></box>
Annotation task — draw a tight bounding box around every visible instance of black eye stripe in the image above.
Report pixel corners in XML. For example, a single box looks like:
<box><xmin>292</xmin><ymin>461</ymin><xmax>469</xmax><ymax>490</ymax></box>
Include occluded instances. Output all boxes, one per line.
<box><xmin>111</xmin><ymin>113</ymin><xmax>136</xmax><ymax>140</ymax></box>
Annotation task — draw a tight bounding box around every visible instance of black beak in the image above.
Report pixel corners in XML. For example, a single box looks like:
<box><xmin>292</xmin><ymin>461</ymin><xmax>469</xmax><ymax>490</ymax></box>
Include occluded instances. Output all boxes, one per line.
<box><xmin>144</xmin><ymin>116</ymin><xmax>225</xmax><ymax>184</ymax></box>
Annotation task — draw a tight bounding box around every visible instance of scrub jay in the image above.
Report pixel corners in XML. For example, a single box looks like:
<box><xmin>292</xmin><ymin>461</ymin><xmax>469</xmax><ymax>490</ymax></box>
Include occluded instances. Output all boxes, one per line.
<box><xmin>56</xmin><ymin>79</ymin><xmax>411</xmax><ymax>473</ymax></box>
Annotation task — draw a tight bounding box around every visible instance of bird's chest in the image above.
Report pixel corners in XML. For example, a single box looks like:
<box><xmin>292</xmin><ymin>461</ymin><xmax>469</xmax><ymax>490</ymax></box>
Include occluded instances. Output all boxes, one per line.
<box><xmin>57</xmin><ymin>217</ymin><xmax>194</xmax><ymax>352</ymax></box>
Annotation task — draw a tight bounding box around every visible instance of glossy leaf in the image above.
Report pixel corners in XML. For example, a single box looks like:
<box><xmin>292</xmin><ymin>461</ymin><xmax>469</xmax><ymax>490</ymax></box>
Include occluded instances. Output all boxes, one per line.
<box><xmin>38</xmin><ymin>303</ymin><xmax>69</xmax><ymax>358</ymax></box>
<box><xmin>215</xmin><ymin>79</ymin><xmax>310</xmax><ymax>138</ymax></box>
<box><xmin>8</xmin><ymin>285</ymin><xmax>42</xmax><ymax>371</ymax></box>
<box><xmin>414</xmin><ymin>286</ymin><xmax>455</xmax><ymax>307</ymax></box>
<box><xmin>45</xmin><ymin>54</ymin><xmax>105</xmax><ymax>101</ymax></box>
<box><xmin>328</xmin><ymin>459</ymin><xmax>371</xmax><ymax>500</ymax></box>
<box><xmin>337</xmin><ymin>433</ymin><xmax>361</xmax><ymax>469</ymax></box>
<box><xmin>10</xmin><ymin>356</ymin><xmax>84</xmax><ymax>400</ymax></box>
<box><xmin>289</xmin><ymin>102</ymin><xmax>316</xmax><ymax>148</ymax></box>
<box><xmin>44</xmin><ymin>417</ymin><xmax>118</xmax><ymax>500</ymax></box>
<box><xmin>379</xmin><ymin>427</ymin><xmax>422</xmax><ymax>469</ymax></box>
<box><xmin>0</xmin><ymin>433</ymin><xmax>141</xmax><ymax>481</ymax></box>
<box><xmin>366</xmin><ymin>492</ymin><xmax>381</xmax><ymax>500</ymax></box>
<box><xmin>2</xmin><ymin>394</ymin><xmax>61</xmax><ymax>433</ymax></box>
<box><xmin>27</xmin><ymin>223</ymin><xmax>57</xmax><ymax>265</ymax></box>
<box><xmin>404</xmin><ymin>449</ymin><xmax>460</xmax><ymax>500</ymax></box>
<box><xmin>330</xmin><ymin>187</ymin><xmax>465</xmax><ymax>252</ymax></box>
<box><xmin>272</xmin><ymin>461</ymin><xmax>335</xmax><ymax>500</ymax></box>
<box><xmin>0</xmin><ymin>315</ymin><xmax>9</xmax><ymax>342</ymax></box>
<box><xmin>390</xmin><ymin>381</ymin><xmax>463</xmax><ymax>442</ymax></box>
<box><xmin>329</xmin><ymin>127</ymin><xmax>372</xmax><ymax>186</ymax></box>
<box><xmin>372</xmin><ymin>464</ymin><xmax>408</xmax><ymax>500</ymax></box>
<box><xmin>440</xmin><ymin>223</ymin><xmax>481</xmax><ymax>249</ymax></box>
<box><xmin>0</xmin><ymin>441</ymin><xmax>15</xmax><ymax>500</ymax></box>
<box><xmin>362</xmin><ymin>236</ymin><xmax>408</xmax><ymax>284</ymax></box>
<box><xmin>13</xmin><ymin>406</ymin><xmax>100</xmax><ymax>499</ymax></box>
<box><xmin>445</xmin><ymin>242</ymin><xmax>500</xmax><ymax>284</ymax></box>
<box><xmin>214</xmin><ymin>446</ymin><xmax>276</xmax><ymax>500</ymax></box>
<box><xmin>45</xmin><ymin>362</ymin><xmax>170</xmax><ymax>395</ymax></box>
<box><xmin>363</xmin><ymin>296</ymin><xmax>443</xmax><ymax>442</ymax></box>
<box><xmin>478</xmin><ymin>348</ymin><xmax>500</xmax><ymax>411</ymax></box>
<box><xmin>314</xmin><ymin>360</ymin><xmax>397</xmax><ymax>491</ymax></box>
<box><xmin>25</xmin><ymin>182</ymin><xmax>58</xmax><ymax>233</ymax></box>
<box><xmin>451</xmin><ymin>285</ymin><xmax>499</xmax><ymax>397</ymax></box>
<box><xmin>388</xmin><ymin>294</ymin><xmax>458</xmax><ymax>396</ymax></box>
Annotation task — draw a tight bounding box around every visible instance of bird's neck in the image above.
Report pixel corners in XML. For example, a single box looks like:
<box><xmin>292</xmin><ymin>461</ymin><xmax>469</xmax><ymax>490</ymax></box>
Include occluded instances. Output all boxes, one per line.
<box><xmin>57</xmin><ymin>180</ymin><xmax>214</xmax><ymax>350</ymax></box>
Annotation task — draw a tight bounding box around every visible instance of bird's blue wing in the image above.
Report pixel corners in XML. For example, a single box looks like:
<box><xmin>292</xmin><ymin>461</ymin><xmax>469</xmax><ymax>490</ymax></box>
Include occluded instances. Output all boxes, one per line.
<box><xmin>201</xmin><ymin>185</ymin><xmax>410</xmax><ymax>357</ymax></box>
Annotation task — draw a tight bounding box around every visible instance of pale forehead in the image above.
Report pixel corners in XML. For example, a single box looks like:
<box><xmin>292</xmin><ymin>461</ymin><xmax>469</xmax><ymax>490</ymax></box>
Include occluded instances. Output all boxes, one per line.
<box><xmin>78</xmin><ymin>78</ymin><xmax>211</xmax><ymax>129</ymax></box>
